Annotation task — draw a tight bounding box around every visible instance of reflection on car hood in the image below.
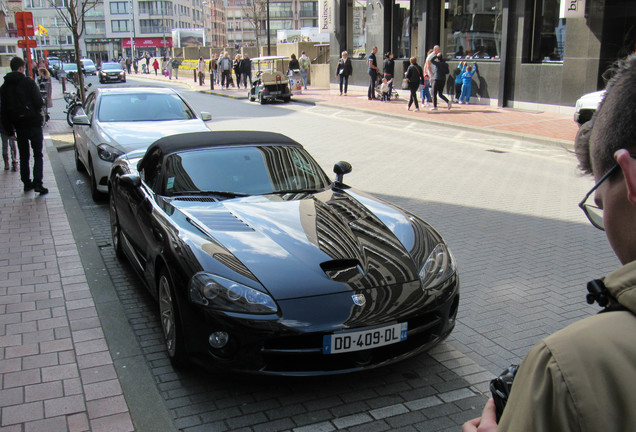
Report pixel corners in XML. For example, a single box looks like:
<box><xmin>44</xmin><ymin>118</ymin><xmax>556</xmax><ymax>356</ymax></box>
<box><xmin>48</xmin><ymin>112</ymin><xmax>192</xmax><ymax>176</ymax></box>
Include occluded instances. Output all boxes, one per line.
<box><xmin>175</xmin><ymin>189</ymin><xmax>432</xmax><ymax>300</ymax></box>
<box><xmin>100</xmin><ymin>120</ymin><xmax>210</xmax><ymax>153</ymax></box>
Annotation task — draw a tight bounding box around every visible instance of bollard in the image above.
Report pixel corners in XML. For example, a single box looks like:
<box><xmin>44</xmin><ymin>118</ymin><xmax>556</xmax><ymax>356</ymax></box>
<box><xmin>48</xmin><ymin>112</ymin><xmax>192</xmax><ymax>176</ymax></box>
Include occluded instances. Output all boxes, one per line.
<box><xmin>194</xmin><ymin>69</ymin><xmax>197</xmax><ymax>82</ymax></box>
<box><xmin>210</xmin><ymin>73</ymin><xmax>214</xmax><ymax>90</ymax></box>
<box><xmin>61</xmin><ymin>76</ymin><xmax>66</xmax><ymax>93</ymax></box>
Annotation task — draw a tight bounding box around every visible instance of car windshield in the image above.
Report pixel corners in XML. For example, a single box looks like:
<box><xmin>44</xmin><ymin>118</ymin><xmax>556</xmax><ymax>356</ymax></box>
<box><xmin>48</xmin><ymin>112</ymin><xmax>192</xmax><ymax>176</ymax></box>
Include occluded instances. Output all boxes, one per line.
<box><xmin>63</xmin><ymin>64</ymin><xmax>78</xmax><ymax>71</ymax></box>
<box><xmin>102</xmin><ymin>63</ymin><xmax>123</xmax><ymax>70</ymax></box>
<box><xmin>97</xmin><ymin>93</ymin><xmax>197</xmax><ymax>122</ymax></box>
<box><xmin>82</xmin><ymin>60</ymin><xmax>95</xmax><ymax>67</ymax></box>
<box><xmin>162</xmin><ymin>146</ymin><xmax>331</xmax><ymax>197</ymax></box>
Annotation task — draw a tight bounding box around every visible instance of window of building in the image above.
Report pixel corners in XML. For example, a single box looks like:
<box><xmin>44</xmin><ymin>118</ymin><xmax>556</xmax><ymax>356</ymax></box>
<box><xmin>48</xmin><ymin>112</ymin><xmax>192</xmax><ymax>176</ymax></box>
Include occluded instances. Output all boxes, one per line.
<box><xmin>352</xmin><ymin>0</ymin><xmax>366</xmax><ymax>59</ymax></box>
<box><xmin>25</xmin><ymin>0</ymin><xmax>45</xmax><ymax>8</ymax></box>
<box><xmin>299</xmin><ymin>1</ymin><xmax>317</xmax><ymax>18</ymax></box>
<box><xmin>112</xmin><ymin>20</ymin><xmax>130</xmax><ymax>32</ymax></box>
<box><xmin>300</xmin><ymin>19</ymin><xmax>317</xmax><ymax>27</ymax></box>
<box><xmin>527</xmin><ymin>0</ymin><xmax>565</xmax><ymax>62</ymax></box>
<box><xmin>85</xmin><ymin>21</ymin><xmax>106</xmax><ymax>35</ymax></box>
<box><xmin>394</xmin><ymin>0</ymin><xmax>411</xmax><ymax>59</ymax></box>
<box><xmin>269</xmin><ymin>2</ymin><xmax>293</xmax><ymax>18</ymax></box>
<box><xmin>443</xmin><ymin>0</ymin><xmax>502</xmax><ymax>60</ymax></box>
<box><xmin>139</xmin><ymin>19</ymin><xmax>172</xmax><ymax>33</ymax></box>
<box><xmin>86</xmin><ymin>4</ymin><xmax>105</xmax><ymax>17</ymax></box>
<box><xmin>110</xmin><ymin>2</ymin><xmax>129</xmax><ymax>14</ymax></box>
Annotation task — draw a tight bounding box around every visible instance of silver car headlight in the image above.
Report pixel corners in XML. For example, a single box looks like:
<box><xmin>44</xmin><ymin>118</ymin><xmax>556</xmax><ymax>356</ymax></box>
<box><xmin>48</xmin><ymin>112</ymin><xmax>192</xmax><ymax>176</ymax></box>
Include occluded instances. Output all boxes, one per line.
<box><xmin>419</xmin><ymin>243</ymin><xmax>456</xmax><ymax>289</ymax></box>
<box><xmin>97</xmin><ymin>144</ymin><xmax>124</xmax><ymax>162</ymax></box>
<box><xmin>189</xmin><ymin>272</ymin><xmax>278</xmax><ymax>314</ymax></box>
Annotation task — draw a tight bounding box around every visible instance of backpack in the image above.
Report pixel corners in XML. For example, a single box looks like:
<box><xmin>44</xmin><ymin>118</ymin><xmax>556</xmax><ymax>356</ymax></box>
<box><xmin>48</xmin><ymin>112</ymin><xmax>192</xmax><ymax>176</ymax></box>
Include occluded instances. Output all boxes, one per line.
<box><xmin>300</xmin><ymin>56</ymin><xmax>309</xmax><ymax>69</ymax></box>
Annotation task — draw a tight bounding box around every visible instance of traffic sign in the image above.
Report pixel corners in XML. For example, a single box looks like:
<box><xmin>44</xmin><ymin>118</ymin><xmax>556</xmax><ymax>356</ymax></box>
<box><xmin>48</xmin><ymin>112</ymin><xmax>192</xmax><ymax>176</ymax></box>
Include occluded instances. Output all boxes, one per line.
<box><xmin>15</xmin><ymin>12</ymin><xmax>34</xmax><ymax>37</ymax></box>
<box><xmin>17</xmin><ymin>39</ymin><xmax>37</xmax><ymax>48</ymax></box>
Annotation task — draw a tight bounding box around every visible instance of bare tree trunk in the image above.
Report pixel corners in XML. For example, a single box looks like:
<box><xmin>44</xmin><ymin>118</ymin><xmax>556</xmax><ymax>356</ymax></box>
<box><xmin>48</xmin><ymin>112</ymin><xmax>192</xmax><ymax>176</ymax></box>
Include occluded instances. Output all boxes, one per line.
<box><xmin>73</xmin><ymin>31</ymin><xmax>86</xmax><ymax>103</ymax></box>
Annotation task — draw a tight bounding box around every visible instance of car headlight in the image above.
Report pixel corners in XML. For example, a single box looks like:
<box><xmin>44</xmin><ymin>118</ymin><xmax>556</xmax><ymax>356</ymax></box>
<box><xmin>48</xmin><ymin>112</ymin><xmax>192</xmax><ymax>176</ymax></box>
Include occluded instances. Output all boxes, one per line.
<box><xmin>119</xmin><ymin>72</ymin><xmax>125</xmax><ymax>77</ymax></box>
<box><xmin>419</xmin><ymin>243</ymin><xmax>456</xmax><ymax>289</ymax></box>
<box><xmin>97</xmin><ymin>144</ymin><xmax>124</xmax><ymax>162</ymax></box>
<box><xmin>189</xmin><ymin>272</ymin><xmax>278</xmax><ymax>314</ymax></box>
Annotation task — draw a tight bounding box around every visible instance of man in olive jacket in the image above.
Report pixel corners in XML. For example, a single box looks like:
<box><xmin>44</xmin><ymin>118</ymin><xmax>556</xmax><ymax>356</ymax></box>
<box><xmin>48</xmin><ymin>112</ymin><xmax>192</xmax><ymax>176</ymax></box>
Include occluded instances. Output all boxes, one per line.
<box><xmin>0</xmin><ymin>56</ymin><xmax>47</xmax><ymax>194</ymax></box>
<box><xmin>464</xmin><ymin>53</ymin><xmax>636</xmax><ymax>432</ymax></box>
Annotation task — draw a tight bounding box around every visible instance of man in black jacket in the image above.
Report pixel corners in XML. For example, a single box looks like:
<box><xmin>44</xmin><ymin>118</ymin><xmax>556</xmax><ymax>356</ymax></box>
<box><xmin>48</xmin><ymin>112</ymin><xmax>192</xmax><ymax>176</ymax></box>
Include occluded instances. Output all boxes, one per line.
<box><xmin>0</xmin><ymin>57</ymin><xmax>47</xmax><ymax>194</ymax></box>
<box><xmin>430</xmin><ymin>53</ymin><xmax>452</xmax><ymax>111</ymax></box>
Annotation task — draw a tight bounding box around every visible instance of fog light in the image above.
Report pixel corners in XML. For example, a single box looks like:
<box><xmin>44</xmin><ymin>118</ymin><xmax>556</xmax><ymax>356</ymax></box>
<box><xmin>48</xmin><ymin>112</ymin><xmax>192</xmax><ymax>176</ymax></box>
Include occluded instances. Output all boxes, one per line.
<box><xmin>209</xmin><ymin>331</ymin><xmax>229</xmax><ymax>348</ymax></box>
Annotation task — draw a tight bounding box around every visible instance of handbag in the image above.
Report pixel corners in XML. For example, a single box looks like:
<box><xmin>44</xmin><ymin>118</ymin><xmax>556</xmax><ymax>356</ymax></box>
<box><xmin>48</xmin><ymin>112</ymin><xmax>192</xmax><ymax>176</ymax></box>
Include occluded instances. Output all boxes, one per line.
<box><xmin>402</xmin><ymin>78</ymin><xmax>408</xmax><ymax>89</ymax></box>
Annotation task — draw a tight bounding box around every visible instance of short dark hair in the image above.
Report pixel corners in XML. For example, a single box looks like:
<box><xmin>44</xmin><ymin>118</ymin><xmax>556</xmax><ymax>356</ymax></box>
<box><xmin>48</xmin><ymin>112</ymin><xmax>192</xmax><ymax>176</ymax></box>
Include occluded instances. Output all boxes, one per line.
<box><xmin>10</xmin><ymin>56</ymin><xmax>25</xmax><ymax>72</ymax></box>
<box><xmin>575</xmin><ymin>54</ymin><xmax>636</xmax><ymax>176</ymax></box>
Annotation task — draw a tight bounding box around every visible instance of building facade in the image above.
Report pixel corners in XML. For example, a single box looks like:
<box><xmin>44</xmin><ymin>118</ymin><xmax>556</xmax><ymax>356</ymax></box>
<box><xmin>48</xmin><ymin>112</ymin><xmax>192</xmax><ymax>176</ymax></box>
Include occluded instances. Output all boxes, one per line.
<box><xmin>329</xmin><ymin>0</ymin><xmax>635</xmax><ymax>110</ymax></box>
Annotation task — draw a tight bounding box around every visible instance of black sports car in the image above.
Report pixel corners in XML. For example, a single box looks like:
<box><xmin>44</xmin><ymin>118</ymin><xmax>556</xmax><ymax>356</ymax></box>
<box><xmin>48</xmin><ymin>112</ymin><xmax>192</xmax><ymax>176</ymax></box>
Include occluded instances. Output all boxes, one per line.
<box><xmin>98</xmin><ymin>62</ymin><xmax>126</xmax><ymax>83</ymax></box>
<box><xmin>108</xmin><ymin>131</ymin><xmax>459</xmax><ymax>375</ymax></box>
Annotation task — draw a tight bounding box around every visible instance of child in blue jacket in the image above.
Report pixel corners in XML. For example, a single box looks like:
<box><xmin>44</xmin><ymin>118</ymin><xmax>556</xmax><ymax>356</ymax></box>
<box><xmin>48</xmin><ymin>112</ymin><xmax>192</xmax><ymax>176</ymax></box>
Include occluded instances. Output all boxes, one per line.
<box><xmin>459</xmin><ymin>63</ymin><xmax>477</xmax><ymax>104</ymax></box>
<box><xmin>421</xmin><ymin>74</ymin><xmax>432</xmax><ymax>106</ymax></box>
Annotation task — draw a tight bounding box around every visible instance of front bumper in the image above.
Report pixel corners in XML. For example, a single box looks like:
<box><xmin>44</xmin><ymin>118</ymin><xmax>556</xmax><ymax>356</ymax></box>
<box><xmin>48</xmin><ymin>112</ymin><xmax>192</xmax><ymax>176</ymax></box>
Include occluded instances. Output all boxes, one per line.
<box><xmin>183</xmin><ymin>276</ymin><xmax>459</xmax><ymax>375</ymax></box>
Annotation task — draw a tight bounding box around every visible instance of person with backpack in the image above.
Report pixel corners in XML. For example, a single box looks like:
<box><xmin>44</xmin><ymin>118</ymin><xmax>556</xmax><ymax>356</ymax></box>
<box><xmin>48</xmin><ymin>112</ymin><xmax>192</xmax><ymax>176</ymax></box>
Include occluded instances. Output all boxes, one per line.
<box><xmin>299</xmin><ymin>51</ymin><xmax>310</xmax><ymax>89</ymax></box>
<box><xmin>219</xmin><ymin>52</ymin><xmax>232</xmax><ymax>89</ymax></box>
<box><xmin>463</xmin><ymin>54</ymin><xmax>636</xmax><ymax>432</ymax></box>
<box><xmin>0</xmin><ymin>57</ymin><xmax>47</xmax><ymax>194</ymax></box>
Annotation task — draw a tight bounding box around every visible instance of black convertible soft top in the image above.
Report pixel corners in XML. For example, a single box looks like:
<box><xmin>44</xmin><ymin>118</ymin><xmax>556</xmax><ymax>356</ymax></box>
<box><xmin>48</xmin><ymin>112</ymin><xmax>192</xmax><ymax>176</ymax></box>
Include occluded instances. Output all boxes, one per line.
<box><xmin>138</xmin><ymin>130</ymin><xmax>301</xmax><ymax>173</ymax></box>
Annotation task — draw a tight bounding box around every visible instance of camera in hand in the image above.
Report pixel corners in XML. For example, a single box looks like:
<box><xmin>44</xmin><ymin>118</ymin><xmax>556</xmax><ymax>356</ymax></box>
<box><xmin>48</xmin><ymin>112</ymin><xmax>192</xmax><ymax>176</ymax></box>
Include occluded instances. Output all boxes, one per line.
<box><xmin>490</xmin><ymin>364</ymin><xmax>519</xmax><ymax>422</ymax></box>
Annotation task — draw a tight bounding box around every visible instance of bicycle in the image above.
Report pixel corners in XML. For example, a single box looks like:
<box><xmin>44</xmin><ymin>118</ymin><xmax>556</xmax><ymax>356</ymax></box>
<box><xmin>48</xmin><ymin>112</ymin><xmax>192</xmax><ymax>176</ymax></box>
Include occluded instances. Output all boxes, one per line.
<box><xmin>64</xmin><ymin>82</ymin><xmax>91</xmax><ymax>127</ymax></box>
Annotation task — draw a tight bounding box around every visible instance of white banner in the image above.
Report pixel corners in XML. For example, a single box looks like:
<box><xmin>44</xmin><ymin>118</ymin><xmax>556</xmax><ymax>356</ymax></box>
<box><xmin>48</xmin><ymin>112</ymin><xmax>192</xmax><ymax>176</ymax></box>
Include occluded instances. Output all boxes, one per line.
<box><xmin>319</xmin><ymin>0</ymin><xmax>334</xmax><ymax>33</ymax></box>
<box><xmin>560</xmin><ymin>0</ymin><xmax>585</xmax><ymax>18</ymax></box>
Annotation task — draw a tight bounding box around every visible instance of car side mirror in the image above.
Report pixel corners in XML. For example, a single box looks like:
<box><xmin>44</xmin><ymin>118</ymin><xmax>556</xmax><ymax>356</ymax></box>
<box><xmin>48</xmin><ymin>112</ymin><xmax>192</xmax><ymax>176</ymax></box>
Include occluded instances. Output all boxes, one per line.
<box><xmin>333</xmin><ymin>161</ymin><xmax>352</xmax><ymax>186</ymax></box>
<box><xmin>119</xmin><ymin>174</ymin><xmax>141</xmax><ymax>188</ymax></box>
<box><xmin>72</xmin><ymin>114</ymin><xmax>90</xmax><ymax>126</ymax></box>
<box><xmin>200</xmin><ymin>111</ymin><xmax>212</xmax><ymax>121</ymax></box>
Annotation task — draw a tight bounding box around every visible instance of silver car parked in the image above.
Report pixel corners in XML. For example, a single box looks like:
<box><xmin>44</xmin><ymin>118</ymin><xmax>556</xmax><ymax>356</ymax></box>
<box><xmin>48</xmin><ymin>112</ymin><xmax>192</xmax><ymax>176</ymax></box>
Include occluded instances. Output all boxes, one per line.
<box><xmin>72</xmin><ymin>87</ymin><xmax>212</xmax><ymax>201</ymax></box>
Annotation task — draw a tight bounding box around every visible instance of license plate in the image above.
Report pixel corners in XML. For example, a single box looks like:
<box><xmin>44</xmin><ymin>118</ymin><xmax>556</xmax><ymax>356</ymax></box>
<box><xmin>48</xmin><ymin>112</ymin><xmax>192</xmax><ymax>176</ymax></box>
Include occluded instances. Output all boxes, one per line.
<box><xmin>323</xmin><ymin>322</ymin><xmax>407</xmax><ymax>354</ymax></box>
<box><xmin>269</xmin><ymin>91</ymin><xmax>281</xmax><ymax>95</ymax></box>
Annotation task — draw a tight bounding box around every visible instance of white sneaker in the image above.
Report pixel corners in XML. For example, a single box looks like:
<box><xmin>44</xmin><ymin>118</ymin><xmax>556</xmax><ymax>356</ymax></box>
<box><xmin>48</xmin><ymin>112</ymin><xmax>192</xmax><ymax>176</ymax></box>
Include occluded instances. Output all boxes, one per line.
<box><xmin>430</xmin><ymin>106</ymin><xmax>438</xmax><ymax>111</ymax></box>
<box><xmin>448</xmin><ymin>100</ymin><xmax>453</xmax><ymax>110</ymax></box>
<box><xmin>406</xmin><ymin>106</ymin><xmax>411</xmax><ymax>111</ymax></box>
<box><xmin>414</xmin><ymin>108</ymin><xmax>420</xmax><ymax>112</ymax></box>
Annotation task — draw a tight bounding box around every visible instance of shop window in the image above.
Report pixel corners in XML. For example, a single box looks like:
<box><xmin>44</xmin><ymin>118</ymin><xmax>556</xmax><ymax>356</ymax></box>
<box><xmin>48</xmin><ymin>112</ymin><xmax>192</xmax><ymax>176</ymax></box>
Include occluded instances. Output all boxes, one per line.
<box><xmin>443</xmin><ymin>0</ymin><xmax>502</xmax><ymax>60</ymax></box>
<box><xmin>528</xmin><ymin>0</ymin><xmax>565</xmax><ymax>62</ymax></box>
<box><xmin>352</xmin><ymin>0</ymin><xmax>366</xmax><ymax>59</ymax></box>
<box><xmin>394</xmin><ymin>0</ymin><xmax>411</xmax><ymax>59</ymax></box>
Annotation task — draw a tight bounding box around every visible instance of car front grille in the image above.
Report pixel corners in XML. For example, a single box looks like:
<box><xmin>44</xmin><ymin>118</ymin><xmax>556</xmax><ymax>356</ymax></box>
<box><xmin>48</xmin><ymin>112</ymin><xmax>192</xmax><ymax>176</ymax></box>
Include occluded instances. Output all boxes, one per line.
<box><xmin>257</xmin><ymin>312</ymin><xmax>446</xmax><ymax>374</ymax></box>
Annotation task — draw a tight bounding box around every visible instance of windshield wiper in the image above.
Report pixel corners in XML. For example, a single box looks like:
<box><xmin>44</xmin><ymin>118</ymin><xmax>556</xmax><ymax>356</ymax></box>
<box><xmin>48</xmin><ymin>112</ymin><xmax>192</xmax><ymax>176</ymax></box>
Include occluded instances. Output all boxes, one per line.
<box><xmin>171</xmin><ymin>190</ymin><xmax>248</xmax><ymax>198</ymax></box>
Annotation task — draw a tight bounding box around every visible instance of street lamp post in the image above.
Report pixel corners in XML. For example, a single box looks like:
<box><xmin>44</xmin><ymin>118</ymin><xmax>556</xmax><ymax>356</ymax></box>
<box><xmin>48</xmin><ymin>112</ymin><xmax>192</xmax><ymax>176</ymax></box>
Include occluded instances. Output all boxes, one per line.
<box><xmin>266</xmin><ymin>0</ymin><xmax>270</xmax><ymax>55</ymax></box>
<box><xmin>161</xmin><ymin>1</ymin><xmax>167</xmax><ymax>57</ymax></box>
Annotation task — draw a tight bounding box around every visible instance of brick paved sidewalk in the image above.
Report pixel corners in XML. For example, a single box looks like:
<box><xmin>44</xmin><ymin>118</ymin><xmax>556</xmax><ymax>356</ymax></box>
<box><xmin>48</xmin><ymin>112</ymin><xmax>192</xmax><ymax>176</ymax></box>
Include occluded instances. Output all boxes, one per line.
<box><xmin>135</xmin><ymin>70</ymin><xmax>580</xmax><ymax>144</ymax></box>
<box><xmin>0</xmin><ymin>139</ymin><xmax>134</xmax><ymax>431</ymax></box>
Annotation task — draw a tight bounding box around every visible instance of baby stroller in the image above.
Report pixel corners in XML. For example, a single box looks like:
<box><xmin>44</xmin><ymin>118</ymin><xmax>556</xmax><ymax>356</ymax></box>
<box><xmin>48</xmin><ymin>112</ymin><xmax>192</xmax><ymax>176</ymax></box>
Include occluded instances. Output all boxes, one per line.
<box><xmin>375</xmin><ymin>78</ymin><xmax>400</xmax><ymax>100</ymax></box>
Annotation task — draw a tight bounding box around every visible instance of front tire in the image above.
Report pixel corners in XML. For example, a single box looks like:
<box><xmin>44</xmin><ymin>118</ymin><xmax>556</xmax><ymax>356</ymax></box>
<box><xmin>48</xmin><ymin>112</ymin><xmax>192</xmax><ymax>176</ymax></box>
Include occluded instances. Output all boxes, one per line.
<box><xmin>88</xmin><ymin>157</ymin><xmax>103</xmax><ymax>202</ymax></box>
<box><xmin>109</xmin><ymin>188</ymin><xmax>124</xmax><ymax>259</ymax></box>
<box><xmin>158</xmin><ymin>269</ymin><xmax>187</xmax><ymax>368</ymax></box>
<box><xmin>73</xmin><ymin>135</ymin><xmax>85</xmax><ymax>172</ymax></box>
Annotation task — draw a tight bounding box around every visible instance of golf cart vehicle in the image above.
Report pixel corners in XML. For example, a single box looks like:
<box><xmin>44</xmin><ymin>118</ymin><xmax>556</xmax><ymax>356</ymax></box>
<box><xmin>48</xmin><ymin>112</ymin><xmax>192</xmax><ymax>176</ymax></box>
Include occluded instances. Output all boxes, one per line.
<box><xmin>247</xmin><ymin>56</ymin><xmax>292</xmax><ymax>104</ymax></box>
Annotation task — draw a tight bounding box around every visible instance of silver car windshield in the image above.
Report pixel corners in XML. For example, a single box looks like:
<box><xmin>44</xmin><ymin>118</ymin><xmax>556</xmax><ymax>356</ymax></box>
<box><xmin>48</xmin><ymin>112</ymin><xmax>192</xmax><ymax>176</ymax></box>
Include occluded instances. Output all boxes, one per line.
<box><xmin>163</xmin><ymin>146</ymin><xmax>331</xmax><ymax>196</ymax></box>
<box><xmin>97</xmin><ymin>93</ymin><xmax>196</xmax><ymax>122</ymax></box>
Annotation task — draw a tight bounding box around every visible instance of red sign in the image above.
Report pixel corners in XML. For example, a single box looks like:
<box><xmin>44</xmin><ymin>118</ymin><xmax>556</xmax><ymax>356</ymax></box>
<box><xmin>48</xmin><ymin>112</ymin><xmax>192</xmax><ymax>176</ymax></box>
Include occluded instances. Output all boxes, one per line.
<box><xmin>15</xmin><ymin>12</ymin><xmax>34</xmax><ymax>37</ymax></box>
<box><xmin>17</xmin><ymin>39</ymin><xmax>37</xmax><ymax>48</ymax></box>
<box><xmin>122</xmin><ymin>37</ymin><xmax>172</xmax><ymax>48</ymax></box>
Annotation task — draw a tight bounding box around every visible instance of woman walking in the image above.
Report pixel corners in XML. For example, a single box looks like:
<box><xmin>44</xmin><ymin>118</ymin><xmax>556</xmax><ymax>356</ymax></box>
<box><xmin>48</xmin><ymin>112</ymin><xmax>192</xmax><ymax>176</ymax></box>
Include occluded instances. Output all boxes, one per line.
<box><xmin>405</xmin><ymin>57</ymin><xmax>423</xmax><ymax>111</ymax></box>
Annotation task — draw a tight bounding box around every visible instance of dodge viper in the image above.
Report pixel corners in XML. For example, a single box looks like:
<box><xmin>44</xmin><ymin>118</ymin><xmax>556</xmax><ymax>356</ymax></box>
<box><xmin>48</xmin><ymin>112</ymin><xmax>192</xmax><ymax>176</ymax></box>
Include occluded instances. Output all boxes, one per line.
<box><xmin>108</xmin><ymin>130</ymin><xmax>459</xmax><ymax>375</ymax></box>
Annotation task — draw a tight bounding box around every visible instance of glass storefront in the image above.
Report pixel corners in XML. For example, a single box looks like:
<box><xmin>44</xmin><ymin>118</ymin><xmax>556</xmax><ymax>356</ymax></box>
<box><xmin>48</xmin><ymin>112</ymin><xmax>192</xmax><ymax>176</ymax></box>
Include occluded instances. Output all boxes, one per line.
<box><xmin>442</xmin><ymin>0</ymin><xmax>502</xmax><ymax>60</ymax></box>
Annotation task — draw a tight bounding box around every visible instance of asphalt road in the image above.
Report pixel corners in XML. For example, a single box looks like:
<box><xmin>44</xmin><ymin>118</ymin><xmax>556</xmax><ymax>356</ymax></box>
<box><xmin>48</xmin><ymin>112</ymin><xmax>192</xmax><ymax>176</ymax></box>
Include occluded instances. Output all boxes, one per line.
<box><xmin>47</xmin><ymin>75</ymin><xmax>618</xmax><ymax>431</ymax></box>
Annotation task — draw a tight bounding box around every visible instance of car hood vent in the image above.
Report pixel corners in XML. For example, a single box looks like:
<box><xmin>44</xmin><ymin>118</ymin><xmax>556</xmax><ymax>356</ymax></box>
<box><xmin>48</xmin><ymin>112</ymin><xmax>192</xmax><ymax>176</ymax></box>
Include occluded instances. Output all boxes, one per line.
<box><xmin>184</xmin><ymin>208</ymin><xmax>254</xmax><ymax>232</ymax></box>
<box><xmin>172</xmin><ymin>197</ymin><xmax>219</xmax><ymax>203</ymax></box>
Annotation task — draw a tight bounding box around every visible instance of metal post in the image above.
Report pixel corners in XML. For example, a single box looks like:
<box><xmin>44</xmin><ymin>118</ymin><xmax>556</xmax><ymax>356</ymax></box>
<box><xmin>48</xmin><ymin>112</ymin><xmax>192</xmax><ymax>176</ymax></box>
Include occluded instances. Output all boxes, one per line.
<box><xmin>266</xmin><ymin>0</ymin><xmax>271</xmax><ymax>56</ymax></box>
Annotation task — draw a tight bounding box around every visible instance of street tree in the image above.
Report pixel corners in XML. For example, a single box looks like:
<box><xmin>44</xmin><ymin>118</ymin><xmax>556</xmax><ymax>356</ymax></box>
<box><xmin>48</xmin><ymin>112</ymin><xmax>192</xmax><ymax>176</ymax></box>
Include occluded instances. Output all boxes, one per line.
<box><xmin>242</xmin><ymin>0</ymin><xmax>266</xmax><ymax>56</ymax></box>
<box><xmin>50</xmin><ymin>0</ymin><xmax>99</xmax><ymax>103</ymax></box>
